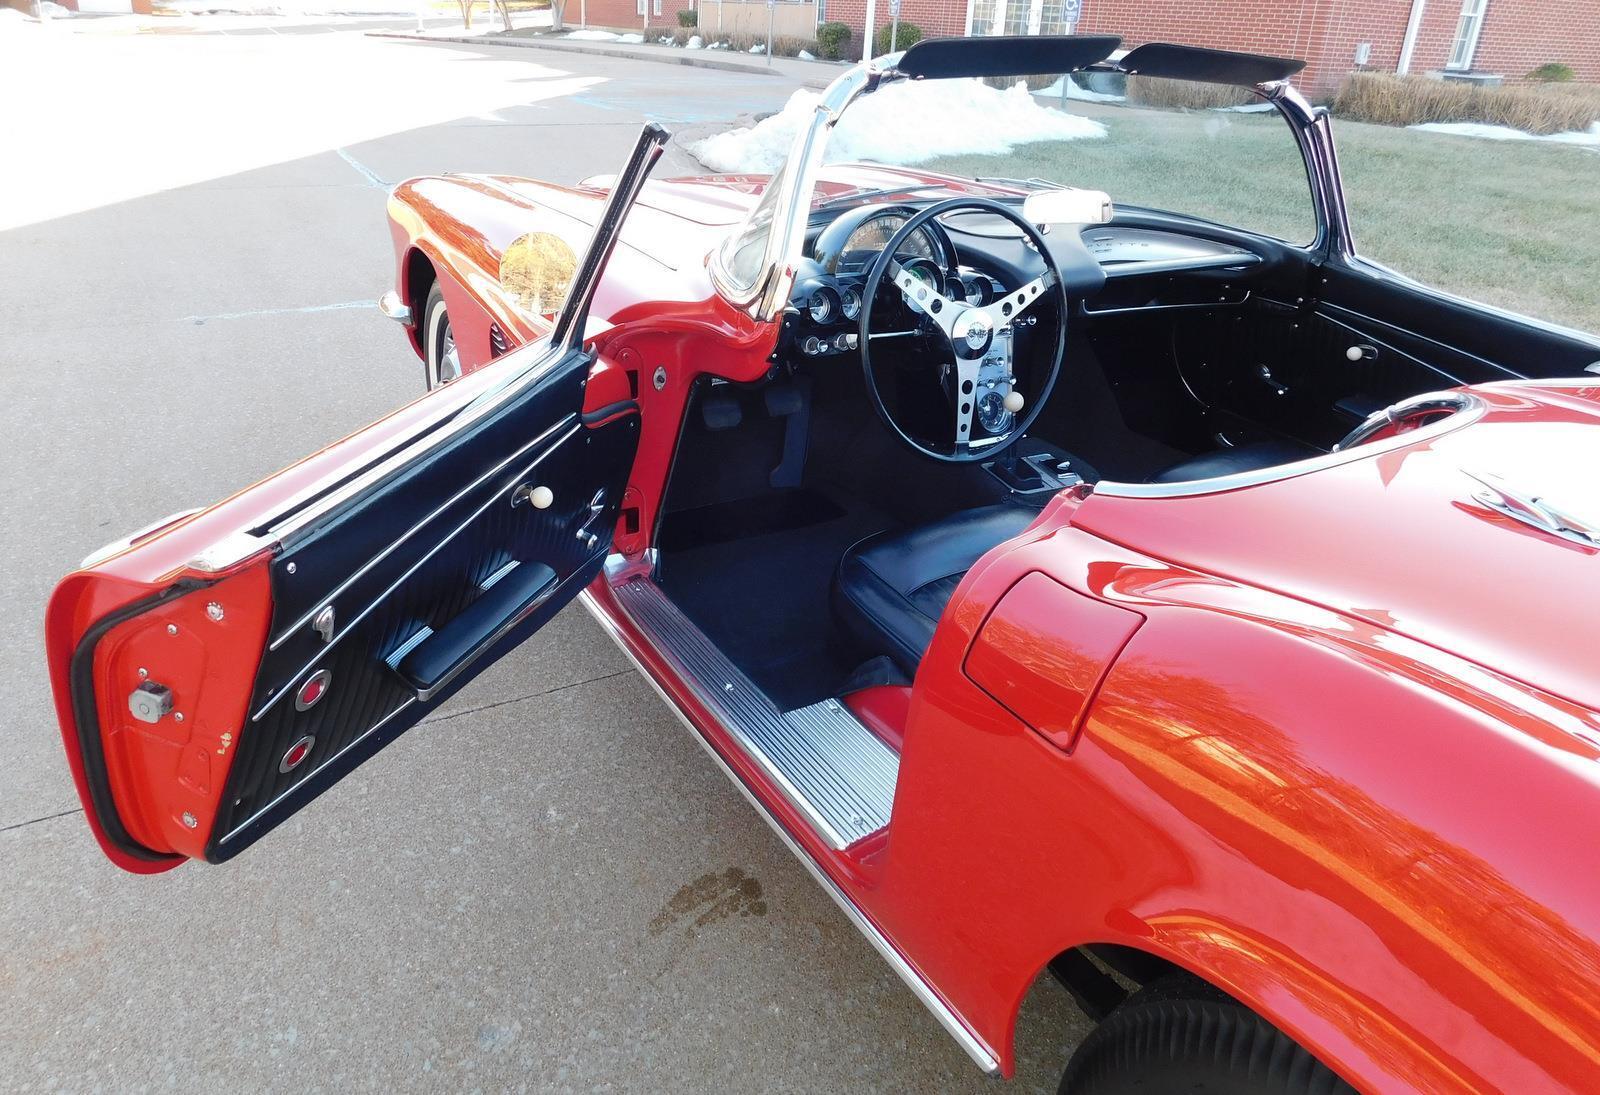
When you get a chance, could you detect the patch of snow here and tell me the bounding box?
[685,34,702,48]
[747,42,764,54]
[692,78,1107,175]
[1032,75,1123,103]
[616,31,643,42]
[657,34,671,43]
[1411,121,1600,146]
[1216,101,1275,113]
[0,5,32,21]
[563,28,618,40]
[41,1,75,15]
[797,48,815,61]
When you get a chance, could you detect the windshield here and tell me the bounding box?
[904,74,1317,244]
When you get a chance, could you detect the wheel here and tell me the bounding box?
[422,282,462,390]
[1060,975,1357,1095]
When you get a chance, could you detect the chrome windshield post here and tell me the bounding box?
[710,55,907,322]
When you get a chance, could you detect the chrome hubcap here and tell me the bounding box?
[438,325,461,384]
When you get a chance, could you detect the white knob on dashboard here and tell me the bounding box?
[1003,390,1025,413]
[529,485,554,509]
[1346,345,1364,361]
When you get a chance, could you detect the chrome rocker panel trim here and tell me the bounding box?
[578,585,1002,1076]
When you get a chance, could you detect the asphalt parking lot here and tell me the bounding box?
[0,23,1089,1091]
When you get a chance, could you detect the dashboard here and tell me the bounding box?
[779,200,1268,363]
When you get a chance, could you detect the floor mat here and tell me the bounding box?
[659,490,892,711]
[658,488,847,553]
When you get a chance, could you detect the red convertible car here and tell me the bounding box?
[45,36,1600,1094]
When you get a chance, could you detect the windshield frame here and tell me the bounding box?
[708,47,1343,323]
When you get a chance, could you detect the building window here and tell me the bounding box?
[1446,0,1489,71]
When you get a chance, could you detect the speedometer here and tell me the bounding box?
[843,214,936,262]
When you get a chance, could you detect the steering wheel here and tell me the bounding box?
[858,197,1068,463]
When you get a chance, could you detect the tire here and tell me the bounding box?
[423,282,462,390]
[1060,975,1357,1095]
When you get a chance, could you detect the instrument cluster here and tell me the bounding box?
[786,263,1008,361]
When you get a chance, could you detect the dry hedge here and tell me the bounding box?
[1334,72,1600,135]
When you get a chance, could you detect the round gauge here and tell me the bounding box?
[842,213,937,263]
[899,259,944,313]
[807,287,838,324]
[840,285,862,321]
[961,276,989,306]
[977,390,1014,435]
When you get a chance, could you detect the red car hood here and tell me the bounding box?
[1076,381,1600,716]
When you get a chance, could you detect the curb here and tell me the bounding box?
[370,31,836,85]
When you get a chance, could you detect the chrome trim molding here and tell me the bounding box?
[613,579,898,848]
[1095,391,1484,499]
[1333,390,1477,452]
[577,589,1001,1075]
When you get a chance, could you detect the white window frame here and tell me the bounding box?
[1446,0,1489,71]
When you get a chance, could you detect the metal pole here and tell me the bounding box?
[765,0,772,66]
[890,10,898,52]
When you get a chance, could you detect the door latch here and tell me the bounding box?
[129,681,174,724]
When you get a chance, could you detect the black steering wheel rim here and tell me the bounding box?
[858,196,1068,464]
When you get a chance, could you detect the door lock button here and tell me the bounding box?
[129,681,174,724]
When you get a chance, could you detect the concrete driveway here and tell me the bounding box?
[0,23,1088,1091]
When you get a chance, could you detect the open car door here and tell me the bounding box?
[44,126,667,874]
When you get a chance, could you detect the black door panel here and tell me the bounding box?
[206,349,639,861]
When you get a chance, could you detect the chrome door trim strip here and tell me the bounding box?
[267,415,578,651]
[252,421,582,723]
[216,695,418,846]
[1094,391,1485,499]
[578,589,1002,1076]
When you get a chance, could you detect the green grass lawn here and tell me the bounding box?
[924,103,1600,335]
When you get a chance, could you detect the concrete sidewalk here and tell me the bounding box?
[371,26,845,88]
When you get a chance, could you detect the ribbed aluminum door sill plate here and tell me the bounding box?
[612,578,898,848]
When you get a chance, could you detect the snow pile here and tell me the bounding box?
[616,31,642,42]
[748,42,764,54]
[657,33,671,43]
[686,34,701,48]
[1410,120,1600,147]
[0,4,32,20]
[40,0,75,14]
[797,48,815,61]
[564,28,619,40]
[693,78,1107,174]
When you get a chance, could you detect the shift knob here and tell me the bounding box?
[1003,390,1025,413]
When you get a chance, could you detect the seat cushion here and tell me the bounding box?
[832,505,1037,675]
[1151,439,1316,484]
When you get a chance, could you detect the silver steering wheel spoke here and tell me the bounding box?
[888,260,961,340]
[983,272,1056,330]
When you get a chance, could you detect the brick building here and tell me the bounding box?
[579,0,1600,97]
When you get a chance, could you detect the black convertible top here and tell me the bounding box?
[897,36,1305,88]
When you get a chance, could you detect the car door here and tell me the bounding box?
[44,125,667,874]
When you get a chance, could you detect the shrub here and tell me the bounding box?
[1126,75,1255,110]
[874,19,920,55]
[816,20,851,60]
[1334,71,1600,135]
[1528,62,1575,83]
[676,7,695,27]
[719,32,816,57]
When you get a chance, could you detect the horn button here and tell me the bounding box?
[951,308,994,357]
